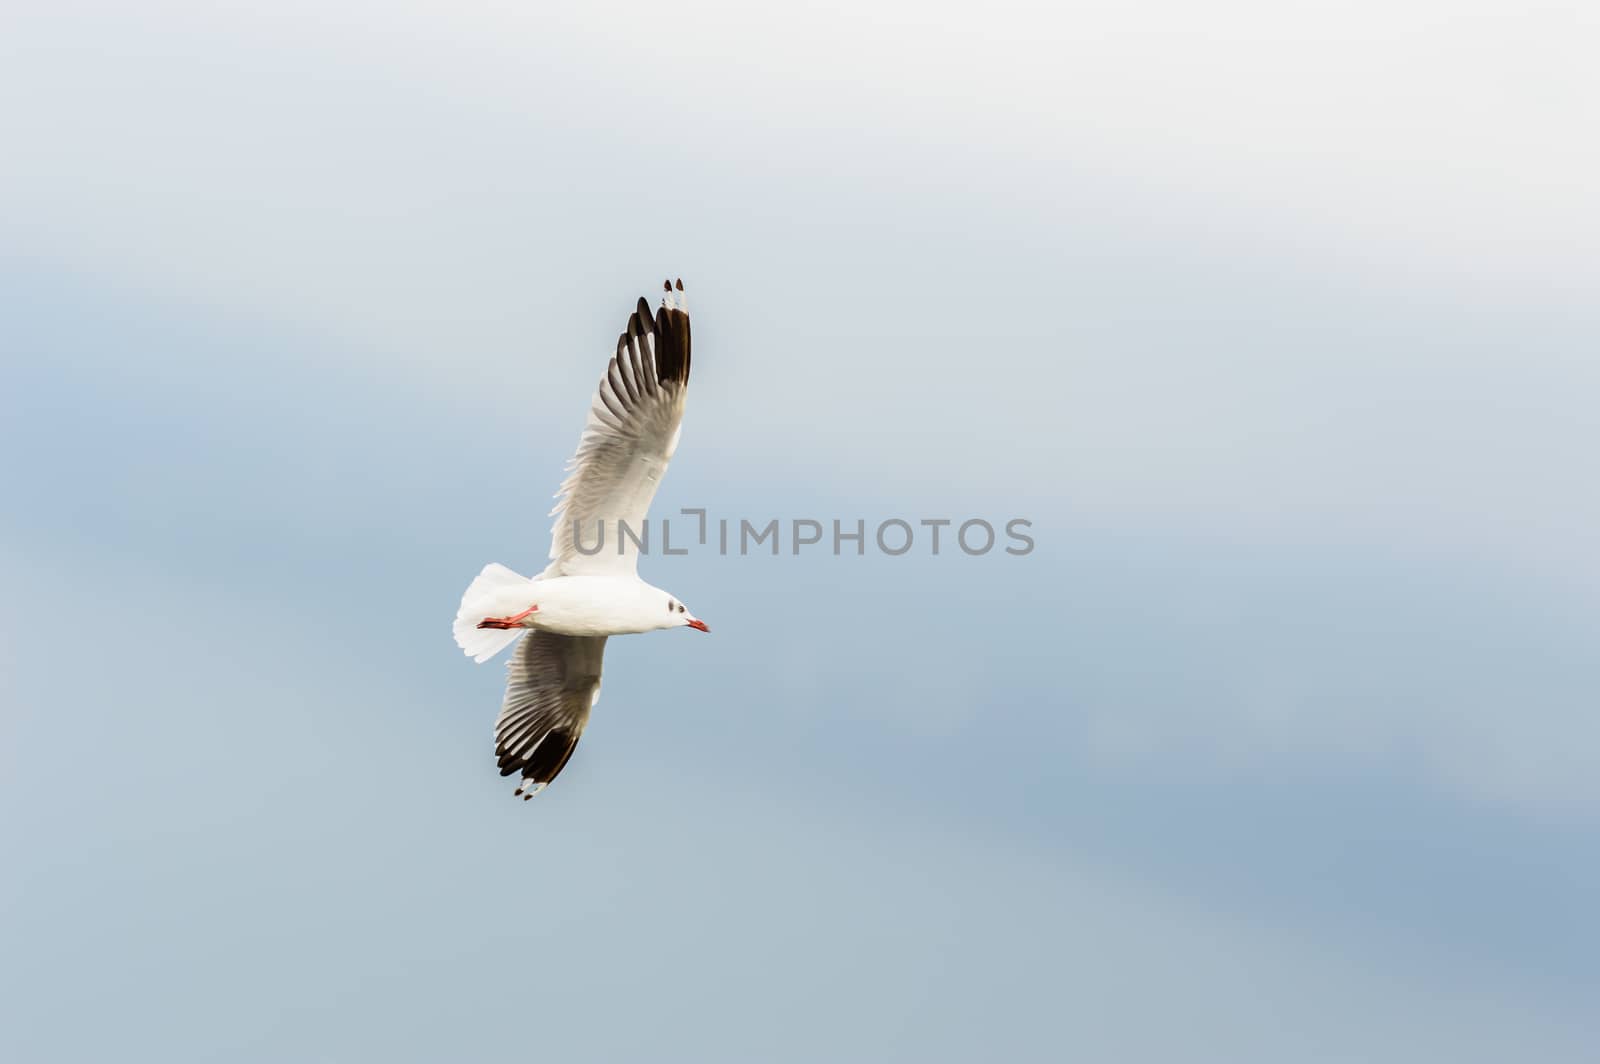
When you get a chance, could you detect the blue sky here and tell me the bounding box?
[2,2,1597,1060]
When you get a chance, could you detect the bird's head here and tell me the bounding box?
[663,593,709,633]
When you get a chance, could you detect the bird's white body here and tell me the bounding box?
[450,281,705,798]
[468,573,685,638]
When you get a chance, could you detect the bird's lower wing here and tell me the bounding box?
[494,631,608,797]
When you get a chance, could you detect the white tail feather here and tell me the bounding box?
[453,562,531,663]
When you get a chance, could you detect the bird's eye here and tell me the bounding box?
[677,604,685,613]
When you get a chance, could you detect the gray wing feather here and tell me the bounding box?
[546,293,692,575]
[494,631,608,795]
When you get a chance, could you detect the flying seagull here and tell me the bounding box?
[453,280,707,799]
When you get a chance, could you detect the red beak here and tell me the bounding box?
[686,618,710,633]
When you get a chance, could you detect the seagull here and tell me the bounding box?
[452,279,708,800]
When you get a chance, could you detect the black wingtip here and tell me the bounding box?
[614,286,690,387]
[496,725,583,789]
[652,301,691,386]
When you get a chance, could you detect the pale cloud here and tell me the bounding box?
[3,0,1595,336]
[2,0,1596,828]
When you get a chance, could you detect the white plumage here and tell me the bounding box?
[452,280,707,798]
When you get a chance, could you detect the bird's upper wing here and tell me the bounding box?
[494,630,608,796]
[544,284,692,576]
